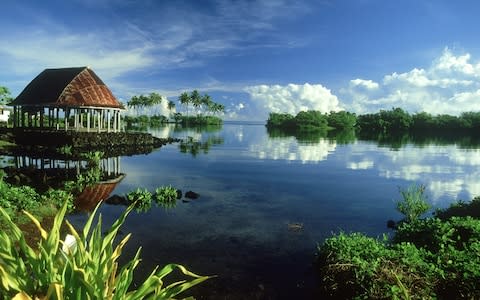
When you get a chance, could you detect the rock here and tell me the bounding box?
[176,189,182,199]
[287,222,304,232]
[105,194,128,206]
[185,190,199,199]
[386,219,396,229]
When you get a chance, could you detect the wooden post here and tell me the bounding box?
[40,108,44,128]
[87,109,91,132]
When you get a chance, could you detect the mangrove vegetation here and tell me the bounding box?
[316,185,480,299]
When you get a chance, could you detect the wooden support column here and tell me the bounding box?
[97,110,100,132]
[40,108,44,128]
[65,108,69,131]
[107,110,111,132]
[87,109,91,132]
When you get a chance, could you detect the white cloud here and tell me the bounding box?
[245,83,342,118]
[342,48,480,115]
[350,79,379,90]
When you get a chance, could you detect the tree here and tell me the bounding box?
[294,110,328,131]
[190,90,202,113]
[0,86,12,105]
[327,111,357,130]
[178,92,190,116]
[148,92,163,115]
[201,94,213,115]
[127,96,141,115]
[167,100,176,119]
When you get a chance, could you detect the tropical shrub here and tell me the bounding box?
[316,188,480,299]
[0,201,210,299]
[316,233,437,299]
[266,112,295,129]
[126,188,153,212]
[434,196,480,219]
[326,111,357,130]
[395,184,430,222]
[154,186,178,209]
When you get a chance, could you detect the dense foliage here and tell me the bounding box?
[126,186,181,211]
[267,110,357,132]
[0,170,74,219]
[316,185,480,299]
[268,108,480,141]
[177,115,223,126]
[0,201,210,299]
[0,86,12,105]
[357,108,480,135]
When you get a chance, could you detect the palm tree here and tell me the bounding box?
[167,100,176,120]
[190,90,202,115]
[178,92,190,116]
[127,96,141,115]
[201,94,213,115]
[148,92,163,115]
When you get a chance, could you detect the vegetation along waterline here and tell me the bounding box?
[316,185,480,299]
[0,201,211,299]
[267,107,480,136]
[0,151,211,299]
[3,80,480,298]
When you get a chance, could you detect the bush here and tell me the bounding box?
[0,201,210,299]
[316,188,480,299]
[316,232,437,299]
[126,188,153,212]
[154,186,178,209]
[396,184,430,222]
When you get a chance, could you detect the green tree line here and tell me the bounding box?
[267,107,480,134]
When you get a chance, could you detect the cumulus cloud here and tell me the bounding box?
[245,83,342,119]
[350,79,380,90]
[341,48,480,115]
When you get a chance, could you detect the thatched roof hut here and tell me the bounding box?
[11,67,124,132]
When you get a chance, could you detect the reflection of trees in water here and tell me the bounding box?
[267,127,356,144]
[173,124,222,134]
[270,126,480,149]
[358,131,480,150]
[179,136,224,157]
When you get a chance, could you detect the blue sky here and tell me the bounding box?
[2,0,480,120]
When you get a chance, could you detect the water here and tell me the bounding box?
[66,123,480,299]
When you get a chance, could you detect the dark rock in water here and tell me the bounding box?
[106,194,128,206]
[387,219,397,229]
[176,189,182,199]
[182,200,190,203]
[185,190,199,199]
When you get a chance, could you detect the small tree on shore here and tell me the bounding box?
[0,86,12,105]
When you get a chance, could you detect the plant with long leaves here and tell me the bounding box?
[0,201,211,299]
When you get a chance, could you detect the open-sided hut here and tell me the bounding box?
[10,67,124,132]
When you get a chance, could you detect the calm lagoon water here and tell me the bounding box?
[67,123,480,299]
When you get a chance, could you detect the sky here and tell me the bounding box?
[2,0,480,121]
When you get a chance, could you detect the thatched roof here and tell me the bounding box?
[11,67,124,109]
